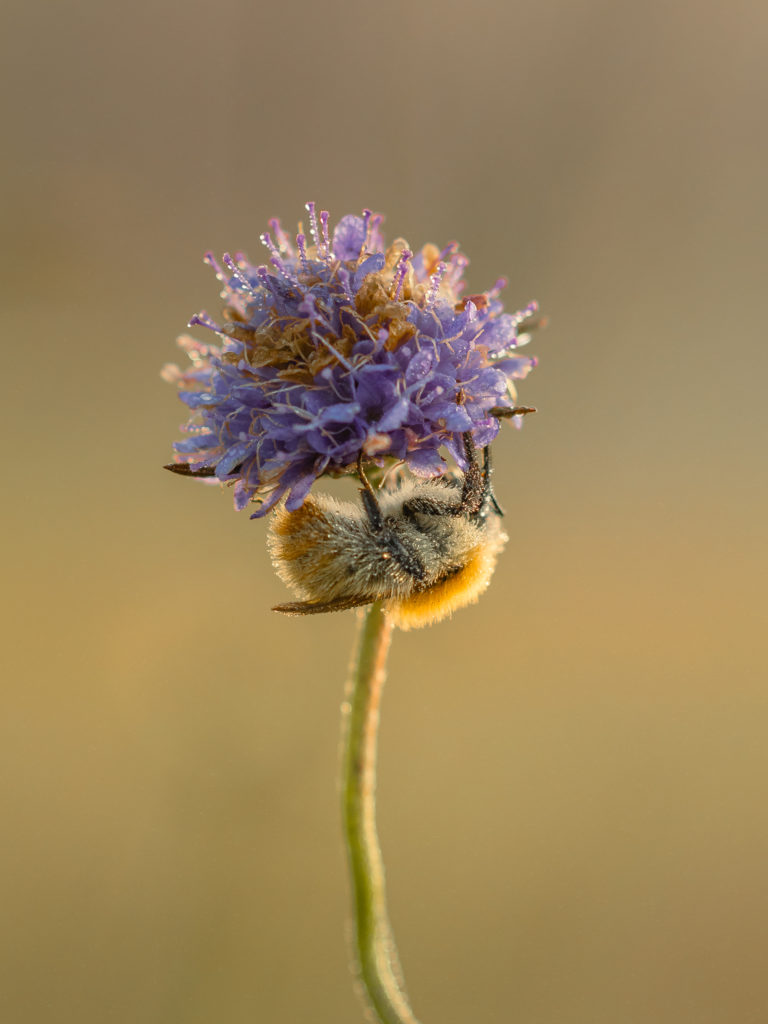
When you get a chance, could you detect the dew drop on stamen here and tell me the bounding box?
[268,218,294,256]
[222,253,255,292]
[391,248,413,300]
[260,232,298,283]
[203,252,228,283]
[511,300,538,326]
[305,201,320,253]
[296,233,310,273]
[188,311,220,332]
[360,209,373,255]
[320,210,331,260]
[426,261,447,306]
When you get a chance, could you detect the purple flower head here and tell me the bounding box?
[163,204,538,517]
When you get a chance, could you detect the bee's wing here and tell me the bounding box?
[272,595,377,616]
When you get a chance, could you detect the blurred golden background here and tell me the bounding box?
[2,0,767,1021]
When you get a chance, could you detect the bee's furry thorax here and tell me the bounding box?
[269,476,508,630]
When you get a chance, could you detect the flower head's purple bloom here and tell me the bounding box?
[163,204,538,516]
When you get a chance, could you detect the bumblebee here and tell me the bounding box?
[269,434,509,630]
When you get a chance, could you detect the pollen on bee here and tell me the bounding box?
[270,498,326,534]
[386,530,507,631]
[268,497,340,589]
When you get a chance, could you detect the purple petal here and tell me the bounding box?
[406,448,446,477]
[377,397,410,431]
[493,355,537,379]
[440,406,474,432]
[405,349,436,385]
[285,471,319,510]
[215,441,254,478]
[332,215,366,260]
[352,253,385,292]
[470,417,500,447]
[480,314,519,352]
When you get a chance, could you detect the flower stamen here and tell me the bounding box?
[390,248,413,301]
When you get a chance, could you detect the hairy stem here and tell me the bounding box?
[341,602,421,1024]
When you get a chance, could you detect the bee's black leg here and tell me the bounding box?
[402,434,486,518]
[357,451,384,531]
[482,446,505,517]
[456,437,505,519]
[357,452,427,582]
[401,495,455,516]
[456,433,485,516]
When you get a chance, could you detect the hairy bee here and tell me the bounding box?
[269,434,509,630]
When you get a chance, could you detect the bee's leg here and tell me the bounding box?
[401,495,455,517]
[400,434,484,518]
[400,494,455,517]
[482,446,505,517]
[456,433,485,516]
[357,451,384,531]
[358,452,428,583]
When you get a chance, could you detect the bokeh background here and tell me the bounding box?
[2,0,767,1022]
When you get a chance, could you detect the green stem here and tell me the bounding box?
[341,602,421,1024]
